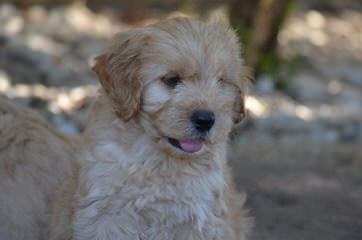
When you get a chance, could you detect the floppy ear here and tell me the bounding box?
[92,30,149,122]
[232,66,252,124]
[232,87,245,124]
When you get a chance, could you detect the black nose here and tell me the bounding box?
[191,110,215,132]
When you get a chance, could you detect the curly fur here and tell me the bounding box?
[0,17,252,240]
[0,98,78,240]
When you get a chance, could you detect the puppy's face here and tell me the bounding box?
[93,18,249,158]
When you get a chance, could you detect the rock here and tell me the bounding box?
[289,72,330,103]
[255,74,275,95]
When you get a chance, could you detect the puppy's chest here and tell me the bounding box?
[108,168,220,216]
[128,175,219,224]
[78,161,226,238]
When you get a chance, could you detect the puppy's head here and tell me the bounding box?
[93,18,249,158]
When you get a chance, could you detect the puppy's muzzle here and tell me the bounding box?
[191,110,215,133]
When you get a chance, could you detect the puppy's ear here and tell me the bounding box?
[232,66,252,124]
[232,87,245,124]
[92,30,150,121]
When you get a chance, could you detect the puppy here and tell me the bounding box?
[0,98,78,240]
[0,17,251,240]
[50,18,251,240]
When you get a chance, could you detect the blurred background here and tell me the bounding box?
[0,0,361,239]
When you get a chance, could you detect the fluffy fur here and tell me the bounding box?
[0,18,251,240]
[0,98,78,240]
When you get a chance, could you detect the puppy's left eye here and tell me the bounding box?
[162,74,181,88]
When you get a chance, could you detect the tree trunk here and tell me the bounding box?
[229,0,292,74]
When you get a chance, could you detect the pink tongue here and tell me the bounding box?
[179,138,203,153]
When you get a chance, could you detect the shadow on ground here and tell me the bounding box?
[229,142,362,240]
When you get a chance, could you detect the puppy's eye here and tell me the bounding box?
[162,75,181,88]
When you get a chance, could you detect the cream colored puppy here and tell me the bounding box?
[1,17,251,240]
[0,98,78,240]
[50,18,251,240]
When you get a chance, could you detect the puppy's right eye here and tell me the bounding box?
[162,74,181,88]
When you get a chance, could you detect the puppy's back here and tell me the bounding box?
[0,98,78,240]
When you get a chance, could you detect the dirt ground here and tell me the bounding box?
[229,142,362,240]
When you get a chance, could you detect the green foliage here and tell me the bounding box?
[257,53,309,92]
[286,0,296,15]
[274,55,308,92]
[259,53,279,75]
